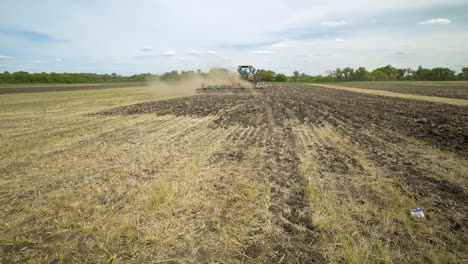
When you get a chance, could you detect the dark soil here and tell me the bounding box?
[98,84,468,156]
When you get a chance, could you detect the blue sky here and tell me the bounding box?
[0,0,467,75]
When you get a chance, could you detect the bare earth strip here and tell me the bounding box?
[310,83,468,106]
[337,82,468,100]
[0,83,146,95]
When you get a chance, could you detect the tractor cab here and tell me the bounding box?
[237,65,255,75]
[237,65,257,82]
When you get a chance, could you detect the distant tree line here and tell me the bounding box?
[286,66,468,82]
[1,65,467,84]
[0,71,156,84]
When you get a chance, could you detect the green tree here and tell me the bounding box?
[31,72,50,83]
[291,71,300,82]
[342,67,355,80]
[375,65,398,80]
[414,66,433,80]
[274,73,287,82]
[160,70,181,81]
[396,68,407,80]
[460,67,468,80]
[354,67,369,81]
[431,68,455,81]
[405,68,415,80]
[12,71,31,83]
[0,71,13,82]
[371,70,389,81]
[256,69,275,82]
[333,68,344,81]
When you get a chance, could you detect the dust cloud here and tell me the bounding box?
[147,68,252,97]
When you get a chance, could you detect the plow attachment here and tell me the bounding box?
[196,82,266,94]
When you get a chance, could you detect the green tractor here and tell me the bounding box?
[196,65,266,93]
[237,65,262,83]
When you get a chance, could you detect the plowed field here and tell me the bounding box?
[1,83,467,263]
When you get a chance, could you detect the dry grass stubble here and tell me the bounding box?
[293,122,467,263]
[2,83,467,263]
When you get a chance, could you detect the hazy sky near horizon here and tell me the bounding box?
[0,0,467,75]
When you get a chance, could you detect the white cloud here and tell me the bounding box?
[162,50,176,56]
[251,50,273,54]
[419,18,451,25]
[335,38,345,42]
[188,50,217,55]
[141,46,153,51]
[313,53,332,56]
[0,55,14,59]
[320,20,347,27]
[32,60,41,63]
[55,58,62,62]
[272,43,288,48]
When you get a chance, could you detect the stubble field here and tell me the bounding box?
[1,82,467,263]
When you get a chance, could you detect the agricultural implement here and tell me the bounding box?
[196,65,266,93]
